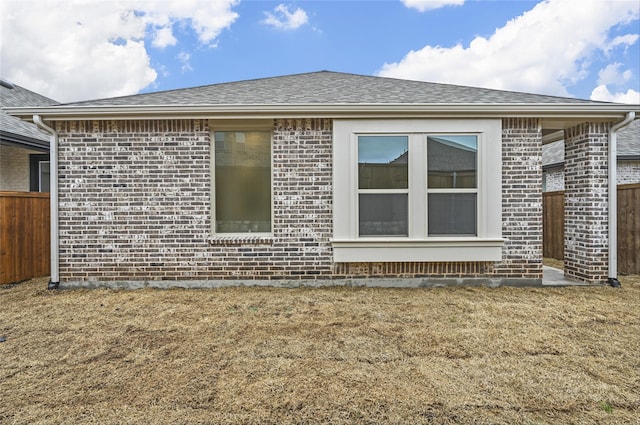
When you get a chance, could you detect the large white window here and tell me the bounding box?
[210,121,272,235]
[333,119,504,262]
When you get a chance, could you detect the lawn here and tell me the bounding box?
[1,273,639,424]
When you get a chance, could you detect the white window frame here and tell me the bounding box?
[332,119,504,262]
[209,119,274,237]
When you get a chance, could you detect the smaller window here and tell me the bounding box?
[213,131,271,233]
[29,154,50,192]
[39,161,50,192]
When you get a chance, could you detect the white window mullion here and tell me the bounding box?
[409,134,426,239]
[477,133,486,237]
[349,132,359,239]
[358,189,409,194]
[427,188,478,194]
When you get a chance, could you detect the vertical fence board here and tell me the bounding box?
[542,191,564,260]
[0,192,50,284]
[0,195,11,283]
[618,184,640,274]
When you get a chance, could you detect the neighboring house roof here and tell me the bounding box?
[428,137,476,174]
[542,140,565,169]
[617,118,640,160]
[5,71,638,123]
[543,119,640,168]
[1,79,58,151]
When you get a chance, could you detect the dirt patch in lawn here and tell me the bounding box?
[1,276,639,424]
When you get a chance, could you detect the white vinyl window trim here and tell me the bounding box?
[332,119,504,262]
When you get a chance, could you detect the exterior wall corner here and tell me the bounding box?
[563,122,611,284]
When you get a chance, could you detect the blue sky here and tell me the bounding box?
[152,1,541,88]
[1,0,639,103]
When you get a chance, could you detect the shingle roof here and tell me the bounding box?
[1,79,58,148]
[542,140,565,168]
[543,119,640,167]
[64,71,608,107]
[617,118,640,159]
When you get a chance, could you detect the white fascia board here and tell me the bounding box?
[4,103,640,121]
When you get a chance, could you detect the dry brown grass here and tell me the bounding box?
[1,275,639,425]
[542,257,564,270]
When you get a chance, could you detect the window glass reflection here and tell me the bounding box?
[358,136,408,189]
[427,135,477,189]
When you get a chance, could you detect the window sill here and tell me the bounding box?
[207,235,274,246]
[331,238,504,262]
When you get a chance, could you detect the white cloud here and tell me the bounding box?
[591,85,640,104]
[262,4,309,30]
[597,63,632,86]
[402,0,464,12]
[177,51,193,73]
[607,33,639,51]
[591,62,639,104]
[153,26,178,49]
[0,0,239,102]
[379,0,640,98]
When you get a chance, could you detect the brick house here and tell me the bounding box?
[6,72,639,288]
[542,119,639,192]
[1,79,58,192]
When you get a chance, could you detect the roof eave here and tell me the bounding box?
[542,162,565,170]
[5,103,640,121]
[0,130,50,151]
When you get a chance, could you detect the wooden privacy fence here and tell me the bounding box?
[543,183,640,274]
[542,190,565,261]
[0,192,50,284]
[618,184,640,274]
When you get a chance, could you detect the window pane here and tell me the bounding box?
[214,131,271,233]
[359,193,408,236]
[427,135,477,189]
[428,193,477,235]
[39,161,50,192]
[358,136,408,189]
